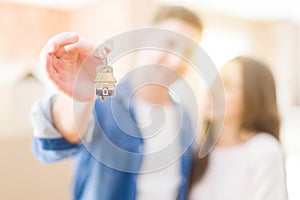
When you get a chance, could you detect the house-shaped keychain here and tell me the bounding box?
[94,65,117,101]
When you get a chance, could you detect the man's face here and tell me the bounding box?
[135,18,202,85]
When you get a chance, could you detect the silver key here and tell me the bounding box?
[94,45,117,101]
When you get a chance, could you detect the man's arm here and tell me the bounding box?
[30,94,95,163]
[52,95,94,144]
[37,32,107,143]
[31,32,106,162]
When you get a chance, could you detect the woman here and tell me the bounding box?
[189,56,288,200]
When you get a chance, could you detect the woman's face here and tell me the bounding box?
[201,60,244,123]
[221,61,244,123]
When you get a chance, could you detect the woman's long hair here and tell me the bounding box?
[189,56,281,190]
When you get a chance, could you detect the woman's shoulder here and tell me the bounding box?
[245,133,284,162]
[247,133,280,148]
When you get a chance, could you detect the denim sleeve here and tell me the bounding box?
[30,94,95,163]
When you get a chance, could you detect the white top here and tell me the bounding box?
[190,133,288,200]
[134,97,181,200]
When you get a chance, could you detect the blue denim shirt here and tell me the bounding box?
[31,80,194,200]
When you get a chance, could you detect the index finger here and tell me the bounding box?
[64,39,95,55]
[48,32,79,49]
[41,32,79,57]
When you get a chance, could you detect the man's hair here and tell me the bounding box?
[153,6,203,33]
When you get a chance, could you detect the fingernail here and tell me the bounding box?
[102,39,113,52]
[68,32,77,40]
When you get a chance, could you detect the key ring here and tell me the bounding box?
[96,45,108,66]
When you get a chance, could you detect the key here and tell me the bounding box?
[94,45,117,101]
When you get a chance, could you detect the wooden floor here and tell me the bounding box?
[0,137,72,200]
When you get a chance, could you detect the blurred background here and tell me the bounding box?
[0,0,299,199]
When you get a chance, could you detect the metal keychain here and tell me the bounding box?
[94,45,117,101]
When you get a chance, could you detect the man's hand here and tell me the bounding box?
[41,32,106,102]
